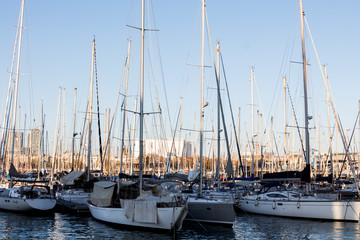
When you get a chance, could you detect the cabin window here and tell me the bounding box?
[0,190,9,196]
[267,193,287,198]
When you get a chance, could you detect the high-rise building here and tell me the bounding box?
[28,127,41,156]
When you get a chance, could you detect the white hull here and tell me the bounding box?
[88,202,188,231]
[0,197,56,211]
[238,198,360,221]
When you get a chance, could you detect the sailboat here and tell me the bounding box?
[236,0,360,221]
[0,0,56,213]
[55,170,92,213]
[0,164,56,212]
[183,0,236,226]
[55,39,98,214]
[88,0,188,231]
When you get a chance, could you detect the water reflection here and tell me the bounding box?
[0,211,55,239]
[178,221,235,239]
[0,211,358,239]
[234,213,360,240]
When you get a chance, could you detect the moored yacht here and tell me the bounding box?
[180,0,237,226]
[0,180,56,212]
[237,0,360,223]
[185,193,235,225]
[88,0,188,231]
[237,187,360,221]
[88,181,188,231]
[162,181,236,225]
[55,171,94,213]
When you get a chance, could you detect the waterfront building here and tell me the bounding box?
[28,127,41,156]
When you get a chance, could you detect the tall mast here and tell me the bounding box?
[0,0,22,163]
[317,117,320,175]
[291,114,295,170]
[107,109,111,174]
[177,97,183,171]
[23,114,26,171]
[93,41,104,177]
[199,0,205,196]
[62,88,66,171]
[250,66,255,177]
[10,0,25,187]
[87,39,95,181]
[324,65,333,182]
[283,76,287,166]
[120,40,132,175]
[17,106,21,171]
[238,107,241,152]
[41,100,46,179]
[130,98,137,175]
[256,110,259,175]
[299,0,311,181]
[104,109,108,171]
[271,116,274,172]
[71,88,77,171]
[57,88,62,174]
[216,41,220,185]
[139,0,145,191]
[192,112,196,170]
[260,113,263,175]
[51,87,62,182]
[238,107,241,174]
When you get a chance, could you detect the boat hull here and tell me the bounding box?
[56,190,91,213]
[88,202,188,231]
[0,197,56,211]
[238,199,360,221]
[58,193,90,205]
[186,197,235,225]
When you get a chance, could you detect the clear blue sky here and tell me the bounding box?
[0,0,359,156]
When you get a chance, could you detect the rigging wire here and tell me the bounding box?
[285,80,306,157]
[146,49,170,166]
[219,52,244,175]
[25,6,35,131]
[204,8,234,178]
[102,40,130,171]
[265,13,298,132]
[336,112,359,180]
[148,0,174,137]
[93,38,104,175]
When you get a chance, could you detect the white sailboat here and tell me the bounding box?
[237,0,360,222]
[183,0,235,226]
[89,181,188,231]
[88,0,188,231]
[0,0,56,213]
[0,178,56,212]
[237,188,360,221]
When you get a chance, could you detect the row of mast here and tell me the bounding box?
[1,0,359,187]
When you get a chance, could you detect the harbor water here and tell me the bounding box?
[0,211,359,239]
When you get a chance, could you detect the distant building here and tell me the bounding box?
[5,130,23,155]
[133,139,192,158]
[28,127,41,156]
